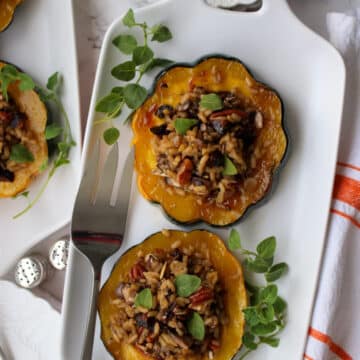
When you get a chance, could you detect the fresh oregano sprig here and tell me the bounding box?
[0,66,76,218]
[95,8,174,146]
[0,64,34,102]
[227,229,288,359]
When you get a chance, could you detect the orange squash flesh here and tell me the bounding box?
[0,0,22,32]
[98,230,247,360]
[132,56,288,226]
[0,61,48,197]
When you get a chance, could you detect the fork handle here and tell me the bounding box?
[81,272,100,360]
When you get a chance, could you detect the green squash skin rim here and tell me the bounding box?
[0,1,22,33]
[98,229,246,360]
[133,54,290,228]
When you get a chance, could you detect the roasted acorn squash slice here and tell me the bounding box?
[0,61,48,197]
[98,229,247,360]
[132,56,288,226]
[0,0,22,32]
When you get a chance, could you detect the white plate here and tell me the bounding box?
[0,0,82,275]
[61,0,345,359]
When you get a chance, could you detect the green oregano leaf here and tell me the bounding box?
[46,72,60,91]
[103,127,120,145]
[96,93,123,114]
[245,281,260,294]
[265,263,288,283]
[0,77,11,101]
[140,58,174,74]
[36,86,52,102]
[257,304,275,324]
[112,34,138,54]
[123,84,147,109]
[123,9,136,27]
[251,322,277,336]
[111,61,136,81]
[111,87,124,95]
[257,236,276,259]
[57,141,71,154]
[228,228,241,251]
[12,191,30,200]
[259,285,278,305]
[135,288,153,309]
[244,257,271,274]
[0,65,35,100]
[175,274,201,297]
[242,307,260,327]
[199,93,223,111]
[45,123,63,140]
[273,296,287,314]
[18,73,35,92]
[174,118,198,135]
[187,312,205,341]
[151,24,173,42]
[54,158,70,168]
[10,144,34,163]
[39,159,48,172]
[259,336,280,347]
[2,64,17,76]
[250,289,261,307]
[222,156,238,176]
[132,46,154,65]
[242,332,258,350]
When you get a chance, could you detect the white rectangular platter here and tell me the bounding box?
[62,0,345,359]
[0,0,82,275]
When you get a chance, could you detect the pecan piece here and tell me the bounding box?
[130,263,145,281]
[209,339,220,351]
[176,158,193,186]
[209,109,247,121]
[189,287,213,305]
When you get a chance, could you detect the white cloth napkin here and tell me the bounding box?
[304,9,360,360]
[0,281,62,360]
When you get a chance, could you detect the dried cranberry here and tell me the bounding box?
[0,110,13,124]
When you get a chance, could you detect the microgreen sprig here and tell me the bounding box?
[0,65,75,218]
[0,64,34,101]
[95,8,174,146]
[227,229,288,359]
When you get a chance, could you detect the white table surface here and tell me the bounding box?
[1,0,358,359]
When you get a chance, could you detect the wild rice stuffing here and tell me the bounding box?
[109,246,226,359]
[0,92,34,181]
[150,87,264,204]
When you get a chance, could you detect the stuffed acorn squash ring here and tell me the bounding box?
[132,56,288,226]
[98,230,247,360]
[0,0,23,32]
[0,61,48,197]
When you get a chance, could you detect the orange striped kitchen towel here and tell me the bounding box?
[304,9,360,360]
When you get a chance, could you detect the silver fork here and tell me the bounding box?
[71,141,134,359]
